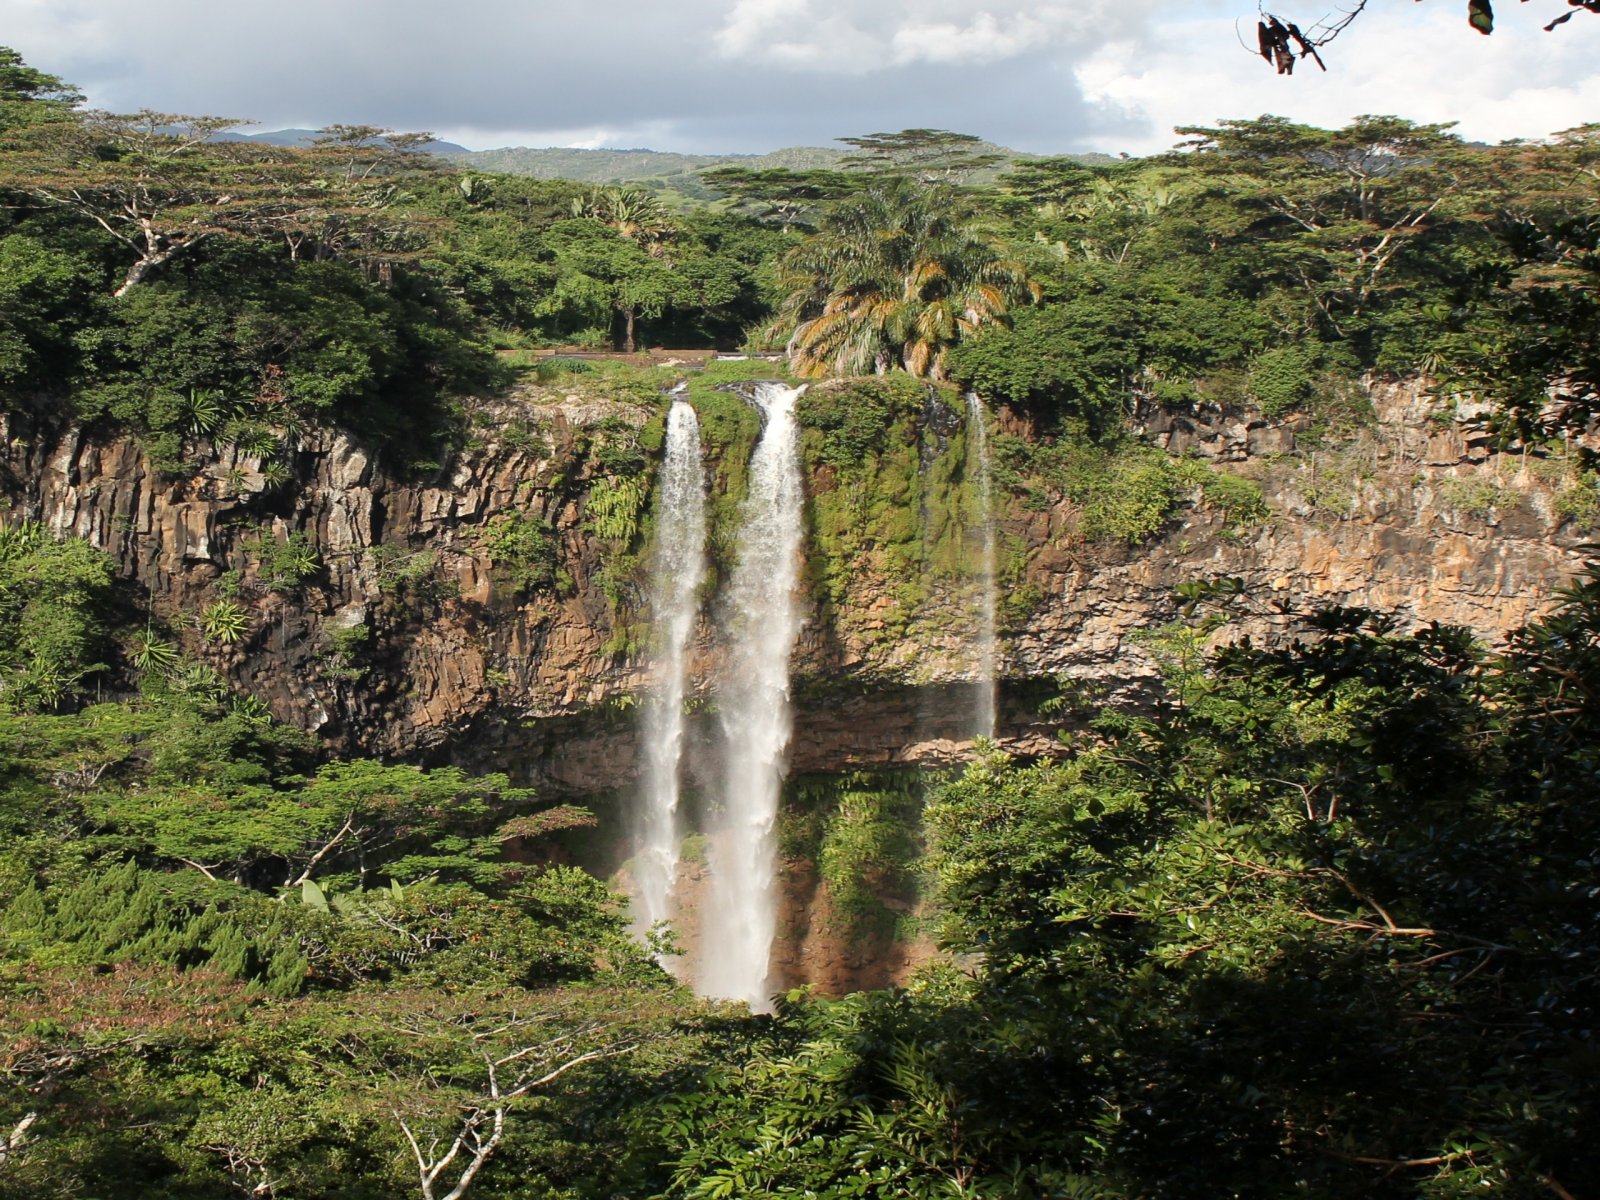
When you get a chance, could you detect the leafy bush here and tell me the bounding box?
[0,522,114,710]
[586,476,648,544]
[947,300,1135,438]
[39,243,499,467]
[368,544,444,597]
[0,234,100,395]
[797,375,927,468]
[198,599,251,645]
[480,513,559,595]
[2,860,308,994]
[1247,344,1316,416]
[997,437,1186,544]
[1077,451,1178,542]
[1438,475,1518,519]
[787,773,925,937]
[1555,472,1600,528]
[949,279,1269,437]
[1198,469,1271,528]
[243,528,320,593]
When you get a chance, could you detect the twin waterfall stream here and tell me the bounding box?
[630,383,997,1010]
[630,394,707,944]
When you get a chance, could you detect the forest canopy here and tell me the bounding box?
[0,46,1598,1200]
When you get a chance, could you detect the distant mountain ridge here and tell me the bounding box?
[443,144,852,181]
[227,131,1119,197]
[216,127,473,155]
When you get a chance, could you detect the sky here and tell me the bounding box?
[0,0,1595,156]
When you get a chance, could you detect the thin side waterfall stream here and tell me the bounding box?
[967,393,998,740]
[700,381,806,1011]
[631,397,707,945]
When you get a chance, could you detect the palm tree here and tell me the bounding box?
[775,178,1037,379]
[571,185,675,250]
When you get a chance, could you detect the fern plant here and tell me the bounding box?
[585,476,647,543]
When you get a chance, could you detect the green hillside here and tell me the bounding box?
[446,142,1118,202]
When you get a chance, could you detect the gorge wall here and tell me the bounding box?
[2,375,1587,988]
[3,377,1579,775]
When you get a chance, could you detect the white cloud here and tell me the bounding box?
[713,0,1143,74]
[714,0,878,70]
[1074,4,1600,154]
[0,0,1594,156]
[890,12,1052,67]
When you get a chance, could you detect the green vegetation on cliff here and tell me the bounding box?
[1,46,1599,1200]
[648,571,1600,1199]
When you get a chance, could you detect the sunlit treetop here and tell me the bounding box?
[0,45,83,131]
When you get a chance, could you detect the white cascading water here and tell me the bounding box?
[967,393,998,740]
[631,398,707,945]
[699,381,806,1010]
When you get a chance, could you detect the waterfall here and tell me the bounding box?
[700,381,806,1011]
[967,393,998,740]
[631,398,707,944]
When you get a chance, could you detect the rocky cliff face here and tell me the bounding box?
[5,375,1584,992]
[2,378,1584,793]
[1006,381,1583,723]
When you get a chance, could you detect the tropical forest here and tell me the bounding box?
[0,37,1597,1200]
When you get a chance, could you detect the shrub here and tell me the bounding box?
[244,529,320,593]
[1248,344,1316,416]
[798,376,927,469]
[481,514,559,595]
[1438,476,1518,519]
[1200,471,1270,527]
[198,599,251,645]
[0,522,115,710]
[586,476,648,543]
[1555,473,1600,528]
[1078,454,1178,543]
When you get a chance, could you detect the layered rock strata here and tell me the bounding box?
[1,379,1584,792]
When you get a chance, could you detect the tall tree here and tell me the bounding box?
[838,128,1006,184]
[0,46,81,132]
[0,111,439,294]
[1173,114,1472,332]
[1,111,311,295]
[700,166,860,231]
[564,187,681,349]
[776,178,1036,379]
[538,218,684,352]
[569,185,674,250]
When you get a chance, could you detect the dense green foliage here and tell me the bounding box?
[0,521,114,710]
[0,524,691,1196]
[776,178,1036,379]
[7,530,1597,1196]
[2,47,1599,1200]
[650,575,1600,1199]
[1,44,1593,503]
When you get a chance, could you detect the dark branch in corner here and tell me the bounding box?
[1256,14,1328,74]
[1250,0,1600,74]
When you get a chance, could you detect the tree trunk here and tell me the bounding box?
[113,255,161,298]
[621,306,637,354]
[112,235,207,298]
